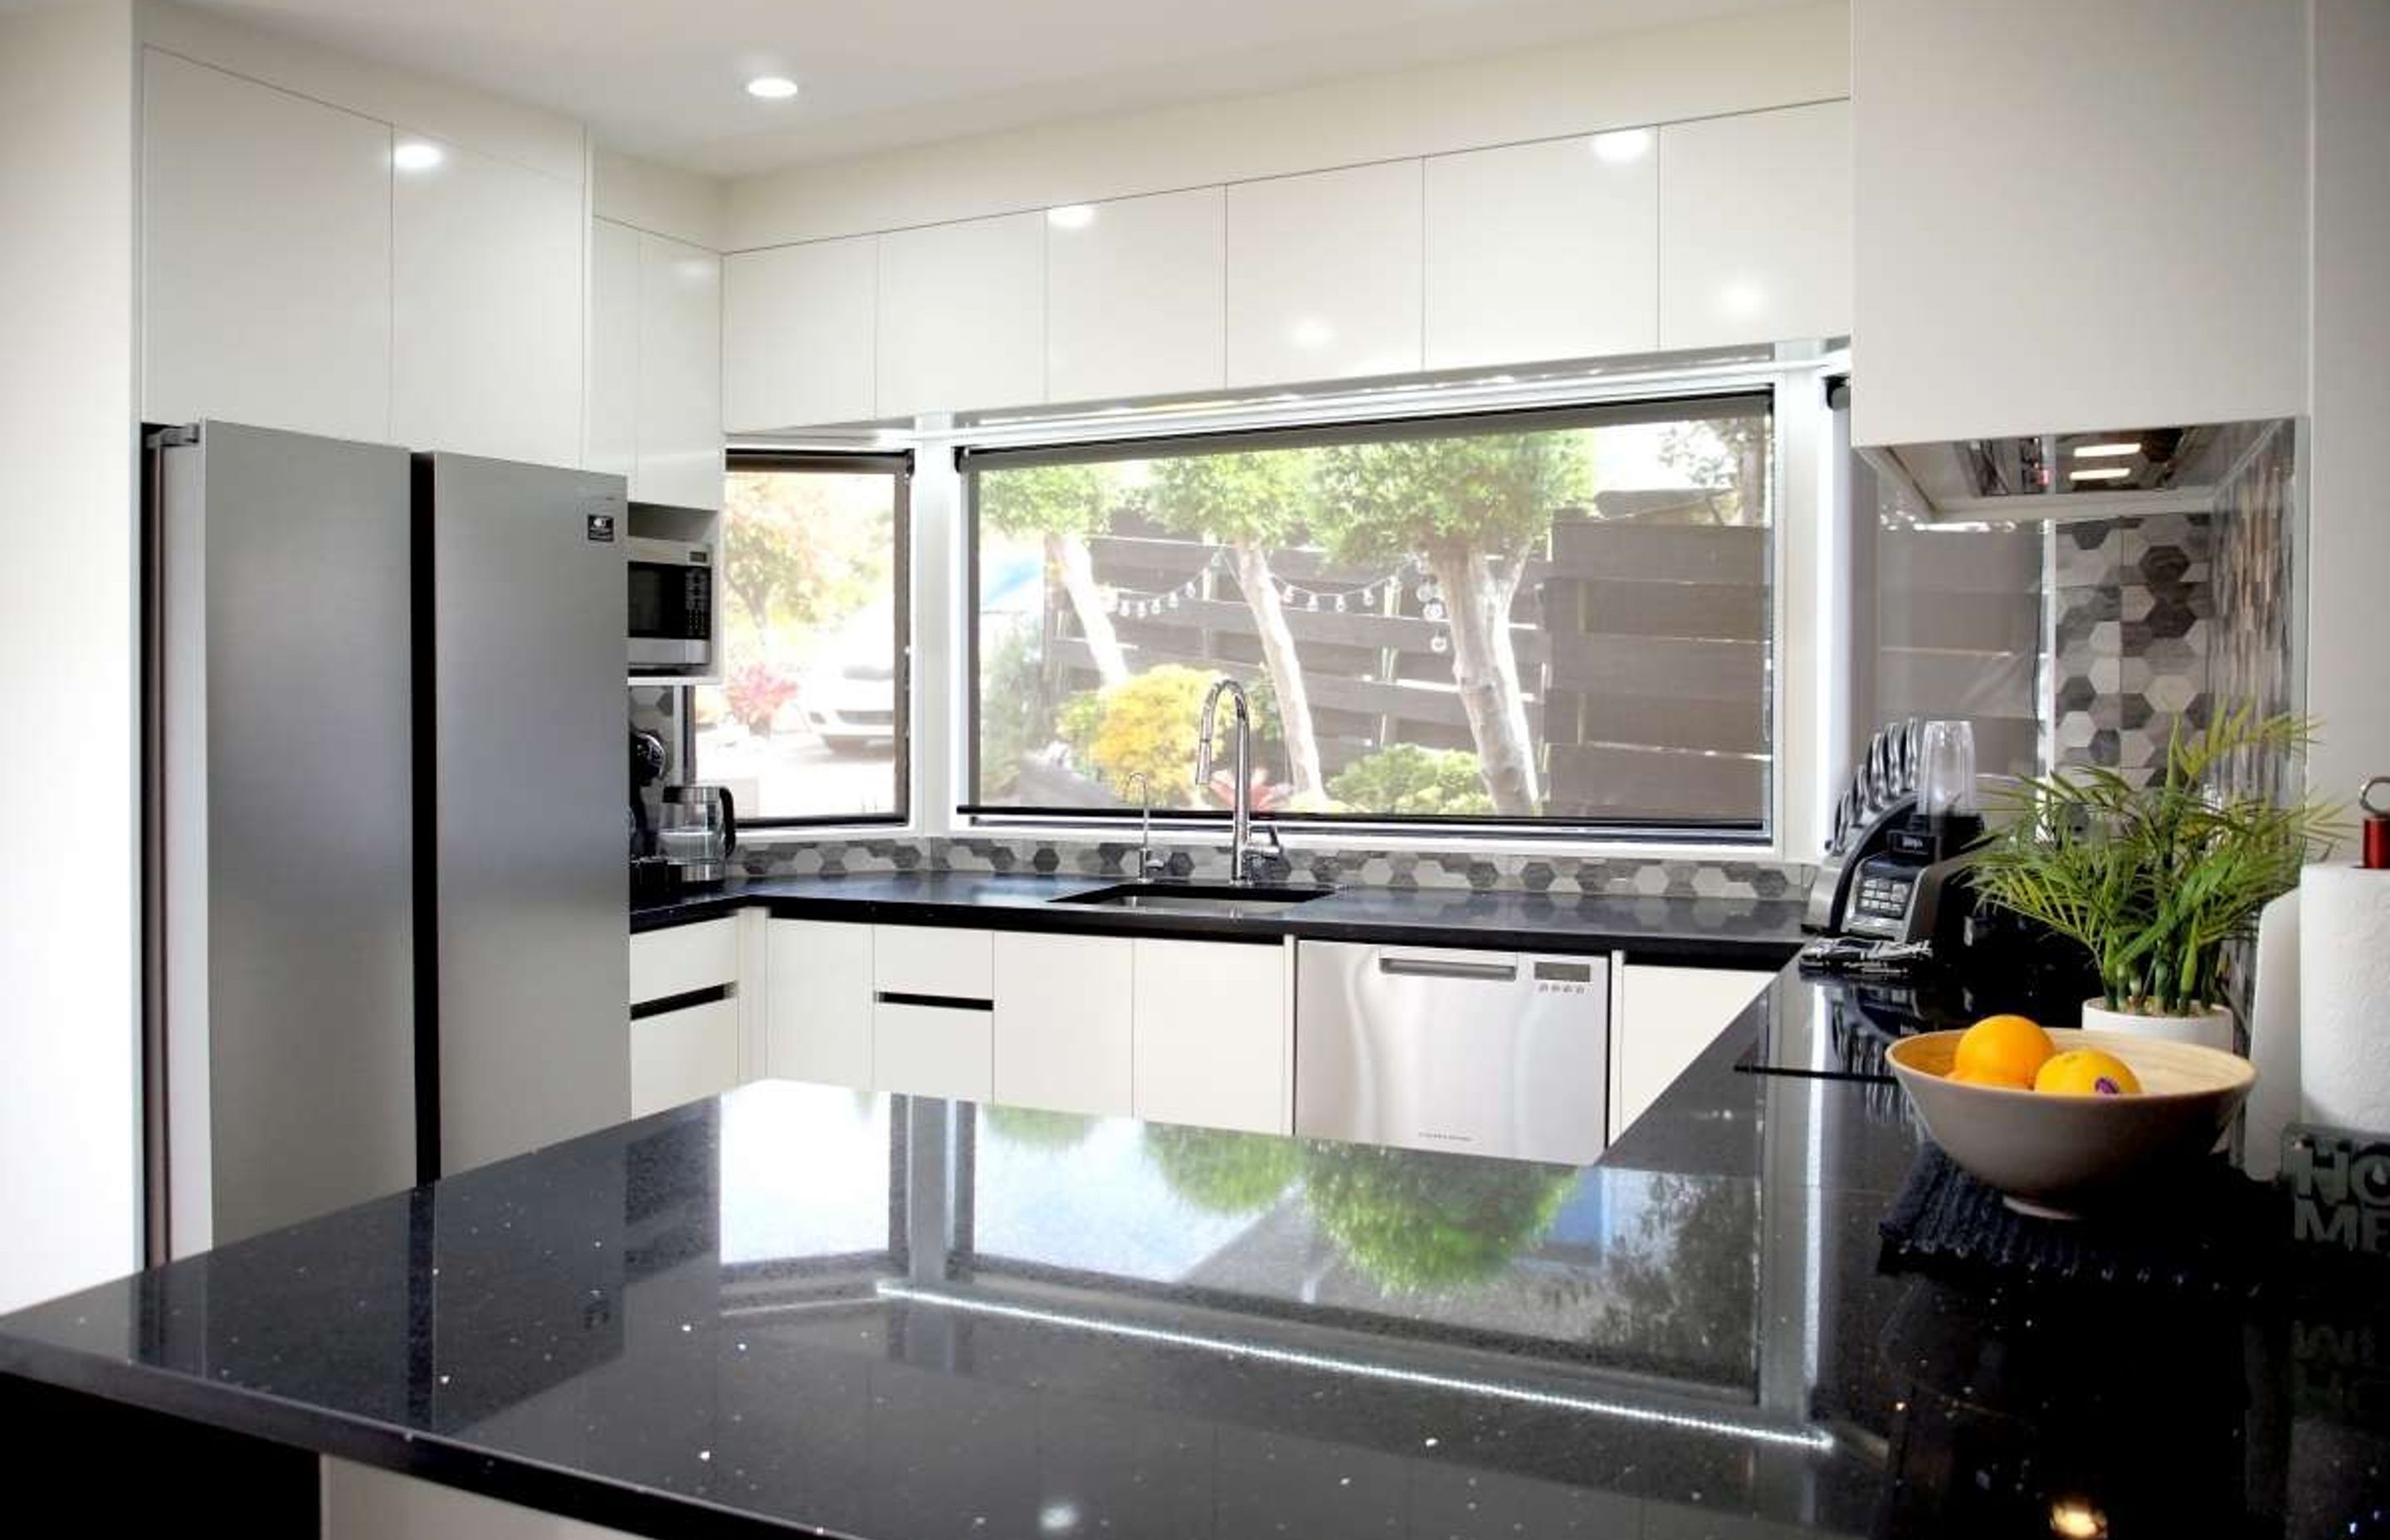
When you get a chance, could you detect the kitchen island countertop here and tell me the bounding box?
[2,965,2379,1537]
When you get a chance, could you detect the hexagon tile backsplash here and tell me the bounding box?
[732,834,1814,901]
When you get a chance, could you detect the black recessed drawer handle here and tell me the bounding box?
[876,991,995,1013]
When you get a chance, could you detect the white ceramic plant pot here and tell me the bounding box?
[2080,999,2237,1055]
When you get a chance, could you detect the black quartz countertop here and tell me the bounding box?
[632,870,1812,966]
[6,962,2382,1537]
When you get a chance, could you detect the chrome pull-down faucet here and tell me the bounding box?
[1195,677,1280,884]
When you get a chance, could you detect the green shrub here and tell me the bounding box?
[1328,743,1495,816]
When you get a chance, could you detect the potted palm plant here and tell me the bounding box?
[1968,709,2339,1051]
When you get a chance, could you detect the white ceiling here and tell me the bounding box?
[180,0,1807,178]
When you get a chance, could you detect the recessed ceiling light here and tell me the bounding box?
[2071,441,2142,457]
[745,76,800,100]
[1718,280,1766,318]
[392,140,444,172]
[1290,319,1334,350]
[2069,465,2133,482]
[1046,204,1096,231]
[1590,129,1652,164]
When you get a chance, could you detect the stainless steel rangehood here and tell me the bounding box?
[1860,417,2293,523]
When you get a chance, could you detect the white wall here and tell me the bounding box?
[593,149,726,251]
[2305,0,2390,803]
[724,2,1850,250]
[0,0,141,1313]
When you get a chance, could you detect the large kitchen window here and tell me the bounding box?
[963,394,1774,836]
[689,451,909,826]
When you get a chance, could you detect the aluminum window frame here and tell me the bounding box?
[954,390,1782,846]
[682,448,916,831]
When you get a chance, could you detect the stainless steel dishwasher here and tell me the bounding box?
[1294,941,1610,1164]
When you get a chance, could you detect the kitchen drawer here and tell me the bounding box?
[872,1001,992,1101]
[629,996,741,1117]
[872,924,993,1001]
[629,918,739,1006]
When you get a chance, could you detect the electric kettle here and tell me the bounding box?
[657,783,737,889]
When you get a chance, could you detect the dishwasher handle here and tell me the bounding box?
[1374,953,1518,982]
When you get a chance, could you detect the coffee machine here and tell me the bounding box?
[657,783,738,889]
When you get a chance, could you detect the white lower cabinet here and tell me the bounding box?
[765,918,874,1089]
[1132,938,1291,1135]
[993,932,1134,1116]
[324,1459,637,1540]
[1614,962,1773,1138]
[628,997,741,1118]
[872,1001,993,1101]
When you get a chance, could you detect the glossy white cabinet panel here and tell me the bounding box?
[142,49,392,441]
[876,213,1045,419]
[1131,938,1289,1135]
[872,924,993,1001]
[1046,188,1226,404]
[1615,964,1772,1138]
[629,997,742,1118]
[1851,0,2305,445]
[1656,100,1851,350]
[764,919,873,1090]
[1227,160,1423,388]
[1425,134,1658,370]
[587,218,641,481]
[722,236,877,432]
[391,131,583,465]
[635,232,722,510]
[872,1001,993,1101]
[628,918,739,1006]
[324,1458,637,1540]
[993,931,1134,1116]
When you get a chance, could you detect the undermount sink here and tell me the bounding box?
[1051,881,1332,918]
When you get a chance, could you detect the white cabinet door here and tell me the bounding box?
[391,131,583,465]
[1132,938,1289,1135]
[993,932,1133,1116]
[765,919,874,1089]
[872,924,993,1001]
[628,918,739,1005]
[1614,964,1773,1138]
[1227,161,1422,388]
[142,49,392,442]
[872,1002,993,1101]
[1657,100,1851,351]
[876,213,1045,418]
[588,218,641,480]
[1851,0,2305,446]
[1425,133,1658,370]
[1046,188,1226,404]
[630,997,742,1117]
[634,232,722,510]
[722,236,877,431]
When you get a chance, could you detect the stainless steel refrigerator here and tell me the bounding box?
[146,422,628,1261]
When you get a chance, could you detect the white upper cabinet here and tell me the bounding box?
[876,213,1045,419]
[391,131,583,467]
[722,236,877,432]
[1656,100,1851,352]
[1425,133,1658,370]
[1045,188,1227,405]
[634,233,723,510]
[1851,0,2306,446]
[1227,161,1424,387]
[587,218,641,482]
[142,50,393,442]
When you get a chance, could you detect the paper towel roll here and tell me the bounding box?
[2298,865,2390,1135]
[2242,889,2300,1178]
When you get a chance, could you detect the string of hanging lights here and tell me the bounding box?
[1106,548,1444,629]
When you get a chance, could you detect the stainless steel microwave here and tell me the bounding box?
[627,537,713,672]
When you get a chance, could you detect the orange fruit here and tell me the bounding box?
[1949,1014,2055,1089]
[2034,1049,2142,1096]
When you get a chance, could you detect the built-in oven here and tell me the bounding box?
[627,537,713,673]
